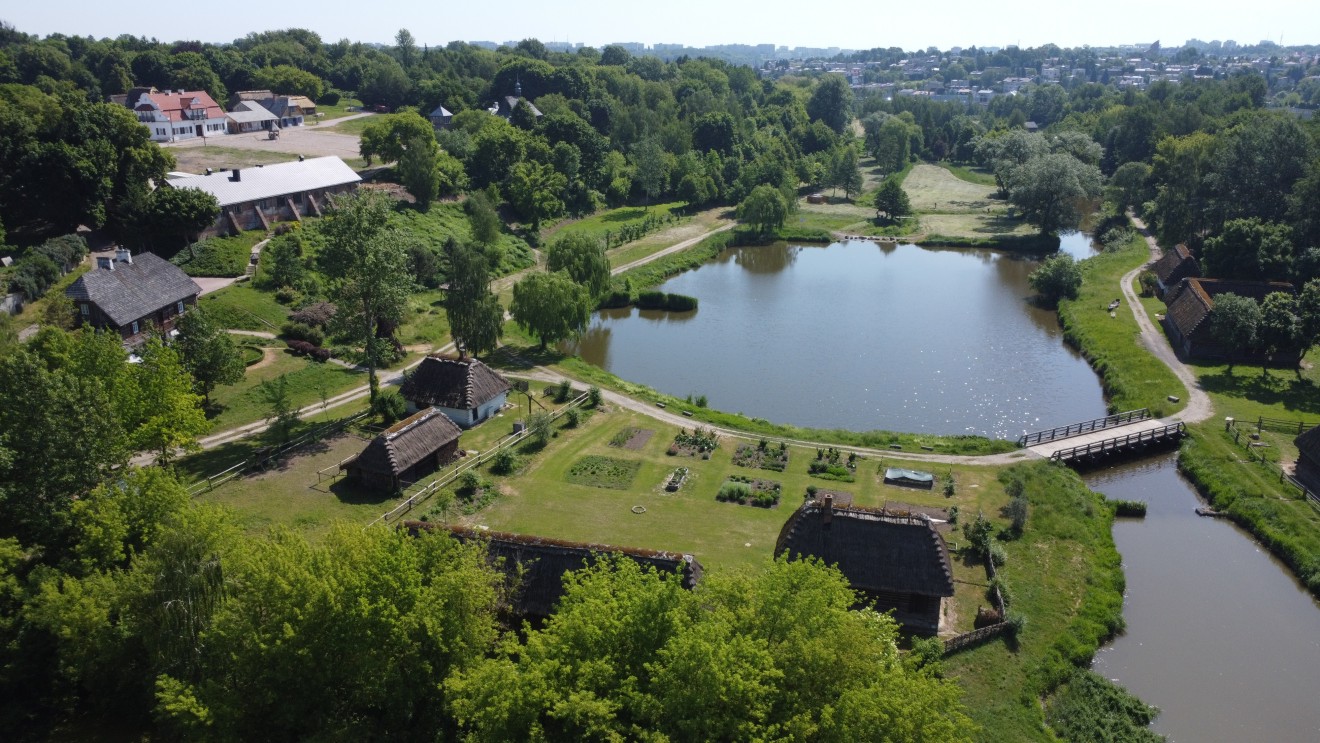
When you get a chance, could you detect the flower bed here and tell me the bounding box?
[808,446,858,482]
[733,440,789,472]
[665,466,689,492]
[565,456,642,490]
[716,476,781,508]
[667,427,719,457]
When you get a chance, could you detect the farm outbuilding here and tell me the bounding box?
[344,407,462,492]
[404,522,703,623]
[775,498,954,635]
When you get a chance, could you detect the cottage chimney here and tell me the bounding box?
[96,256,114,271]
[298,154,305,162]
[115,248,133,265]
[822,494,833,525]
[205,167,212,176]
[230,168,241,182]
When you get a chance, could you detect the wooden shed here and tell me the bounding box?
[404,521,702,623]
[1162,278,1299,363]
[1152,244,1201,299]
[1294,426,1320,495]
[344,407,461,492]
[774,498,954,635]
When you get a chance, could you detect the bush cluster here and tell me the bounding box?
[635,290,699,312]
[281,321,324,347]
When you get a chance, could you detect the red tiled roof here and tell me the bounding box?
[135,91,223,122]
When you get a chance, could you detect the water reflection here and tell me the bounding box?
[570,241,1107,437]
[1088,455,1320,742]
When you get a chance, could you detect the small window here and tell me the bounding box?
[177,301,185,314]
[80,304,89,316]
[131,321,140,335]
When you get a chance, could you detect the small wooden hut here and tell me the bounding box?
[1294,426,1320,494]
[344,407,461,491]
[775,498,954,634]
[404,522,702,623]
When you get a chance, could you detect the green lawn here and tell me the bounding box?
[313,97,364,122]
[206,347,365,432]
[389,202,535,277]
[198,284,290,331]
[1058,232,1188,417]
[938,162,998,187]
[172,231,266,278]
[606,207,733,269]
[545,202,686,248]
[319,115,376,137]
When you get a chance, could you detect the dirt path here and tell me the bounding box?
[610,221,735,276]
[1122,215,1215,424]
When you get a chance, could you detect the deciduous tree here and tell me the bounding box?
[444,241,503,358]
[546,232,610,301]
[1208,292,1262,371]
[1029,253,1082,306]
[1007,153,1103,235]
[874,178,912,222]
[737,184,788,236]
[174,305,245,407]
[510,271,590,350]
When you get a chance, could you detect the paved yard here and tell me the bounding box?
[162,112,375,173]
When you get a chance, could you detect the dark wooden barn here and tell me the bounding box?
[1152,243,1201,299]
[1162,278,1299,363]
[404,522,702,623]
[344,407,461,491]
[1294,426,1320,495]
[774,498,954,635]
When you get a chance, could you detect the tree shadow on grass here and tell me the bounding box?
[600,207,648,224]
[1198,368,1320,415]
[328,477,397,506]
[971,216,1030,235]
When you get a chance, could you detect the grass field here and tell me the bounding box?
[545,201,686,247]
[172,231,266,278]
[197,284,290,331]
[900,163,1037,241]
[606,207,733,268]
[1058,232,1188,417]
[205,346,366,431]
[318,115,375,137]
[192,431,391,537]
[313,97,364,122]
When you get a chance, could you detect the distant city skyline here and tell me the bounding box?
[4,0,1317,53]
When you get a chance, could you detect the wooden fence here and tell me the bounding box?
[186,411,369,496]
[944,545,1011,655]
[1255,416,1316,436]
[1018,408,1150,447]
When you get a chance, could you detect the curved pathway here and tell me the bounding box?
[1122,215,1215,424]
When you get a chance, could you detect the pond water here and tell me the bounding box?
[1087,455,1320,741]
[568,240,1107,438]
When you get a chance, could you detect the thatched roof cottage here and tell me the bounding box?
[344,407,462,492]
[775,498,954,634]
[399,355,512,428]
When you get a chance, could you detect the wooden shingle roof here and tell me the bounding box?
[1153,244,1200,285]
[400,355,511,410]
[65,252,201,327]
[774,502,954,598]
[1164,278,1296,340]
[405,522,703,618]
[349,407,461,477]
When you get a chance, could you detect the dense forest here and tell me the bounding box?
[2,18,1320,740]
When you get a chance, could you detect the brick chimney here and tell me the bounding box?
[822,494,833,526]
[114,248,133,265]
[230,168,241,182]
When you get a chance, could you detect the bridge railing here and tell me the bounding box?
[1018,408,1151,447]
[1050,422,1185,463]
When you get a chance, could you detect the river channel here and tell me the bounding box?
[569,237,1106,438]
[1086,456,1320,741]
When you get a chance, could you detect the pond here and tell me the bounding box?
[567,240,1107,438]
[1087,455,1320,741]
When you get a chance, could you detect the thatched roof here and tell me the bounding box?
[404,521,702,618]
[400,355,511,410]
[349,407,461,477]
[775,502,954,598]
[1165,278,1295,340]
[1153,244,1200,285]
[1296,425,1320,465]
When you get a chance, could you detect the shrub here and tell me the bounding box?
[988,540,1008,567]
[598,290,631,309]
[1111,500,1148,517]
[171,236,252,277]
[1004,495,1029,537]
[309,347,332,362]
[554,379,573,403]
[664,293,698,311]
[275,286,303,305]
[588,386,602,408]
[564,408,581,428]
[491,449,518,475]
[290,301,336,328]
[321,90,342,106]
[458,471,481,496]
[1028,253,1082,306]
[31,234,87,269]
[695,394,708,408]
[286,339,316,356]
[636,290,667,309]
[8,253,61,298]
[281,321,324,346]
[372,390,407,424]
[716,482,753,503]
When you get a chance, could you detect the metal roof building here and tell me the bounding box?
[166,156,361,208]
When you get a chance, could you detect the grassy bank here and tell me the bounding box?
[1179,425,1320,595]
[945,462,1128,741]
[1057,232,1187,417]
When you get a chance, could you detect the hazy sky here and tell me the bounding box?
[4,0,1316,51]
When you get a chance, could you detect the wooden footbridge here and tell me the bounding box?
[1020,409,1186,466]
